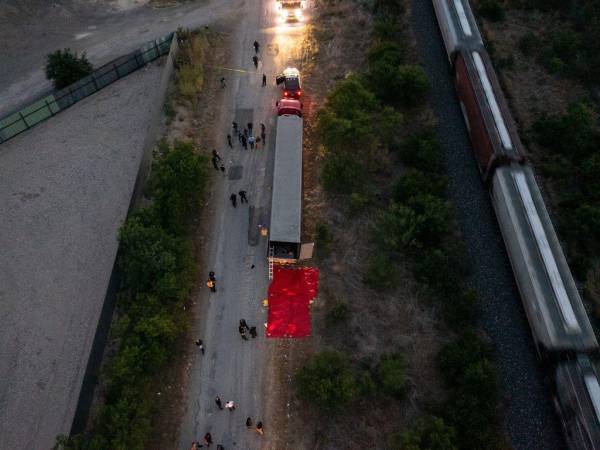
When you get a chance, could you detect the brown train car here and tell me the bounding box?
[454,48,524,182]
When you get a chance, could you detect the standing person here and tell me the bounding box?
[249,326,257,338]
[240,319,249,330]
[220,77,226,88]
[206,278,216,292]
[195,339,205,354]
[247,122,253,132]
[230,193,237,207]
[227,134,233,148]
[215,396,223,409]
[232,121,238,133]
[239,190,248,204]
[212,156,219,171]
[204,432,213,446]
[246,417,253,428]
[248,135,255,150]
[220,163,226,174]
[256,421,264,435]
[253,40,260,53]
[262,73,267,87]
[239,325,248,340]
[225,400,236,411]
[260,123,266,143]
[212,149,222,161]
[252,55,258,68]
[209,271,216,282]
[241,135,248,150]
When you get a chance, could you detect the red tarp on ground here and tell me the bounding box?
[266,266,319,338]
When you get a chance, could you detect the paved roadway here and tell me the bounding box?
[177,3,308,449]
[0,0,239,116]
[409,1,563,449]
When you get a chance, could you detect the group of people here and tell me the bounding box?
[230,121,266,151]
[191,40,270,450]
[238,318,258,340]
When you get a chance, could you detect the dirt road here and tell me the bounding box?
[177,4,308,450]
[0,0,238,116]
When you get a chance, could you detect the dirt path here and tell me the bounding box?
[177,3,309,449]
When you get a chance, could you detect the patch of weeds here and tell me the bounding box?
[326,303,349,326]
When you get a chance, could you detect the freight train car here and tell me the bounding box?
[432,0,600,447]
[555,356,600,449]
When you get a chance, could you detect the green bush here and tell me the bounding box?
[118,216,187,297]
[377,354,406,398]
[316,222,333,257]
[149,141,210,233]
[518,31,540,56]
[367,41,405,68]
[326,303,349,326]
[405,194,452,245]
[442,288,478,329]
[369,64,429,107]
[399,133,443,173]
[321,152,366,194]
[532,102,597,157]
[45,49,93,89]
[358,370,377,397]
[376,202,420,251]
[393,170,447,203]
[438,331,499,449]
[413,246,464,292]
[374,17,404,41]
[388,416,458,450]
[296,350,358,410]
[478,0,505,22]
[364,253,399,289]
[372,0,406,16]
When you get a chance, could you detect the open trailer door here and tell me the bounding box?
[299,242,314,261]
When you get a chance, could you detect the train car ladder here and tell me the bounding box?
[268,246,274,280]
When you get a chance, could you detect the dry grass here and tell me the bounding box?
[267,0,452,448]
[176,30,210,108]
[476,9,586,159]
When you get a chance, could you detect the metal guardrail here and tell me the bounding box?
[0,32,175,145]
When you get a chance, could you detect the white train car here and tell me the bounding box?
[554,357,600,449]
[492,164,597,353]
[432,0,483,61]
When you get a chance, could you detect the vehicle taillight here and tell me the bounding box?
[284,91,289,97]
[297,90,301,96]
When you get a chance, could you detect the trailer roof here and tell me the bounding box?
[270,115,302,243]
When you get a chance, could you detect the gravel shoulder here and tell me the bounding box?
[0,63,164,450]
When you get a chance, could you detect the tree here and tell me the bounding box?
[117,214,183,297]
[149,140,210,233]
[45,49,93,89]
[377,354,406,398]
[389,416,458,450]
[295,350,357,410]
[376,202,421,251]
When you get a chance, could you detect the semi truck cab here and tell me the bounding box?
[276,0,305,22]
